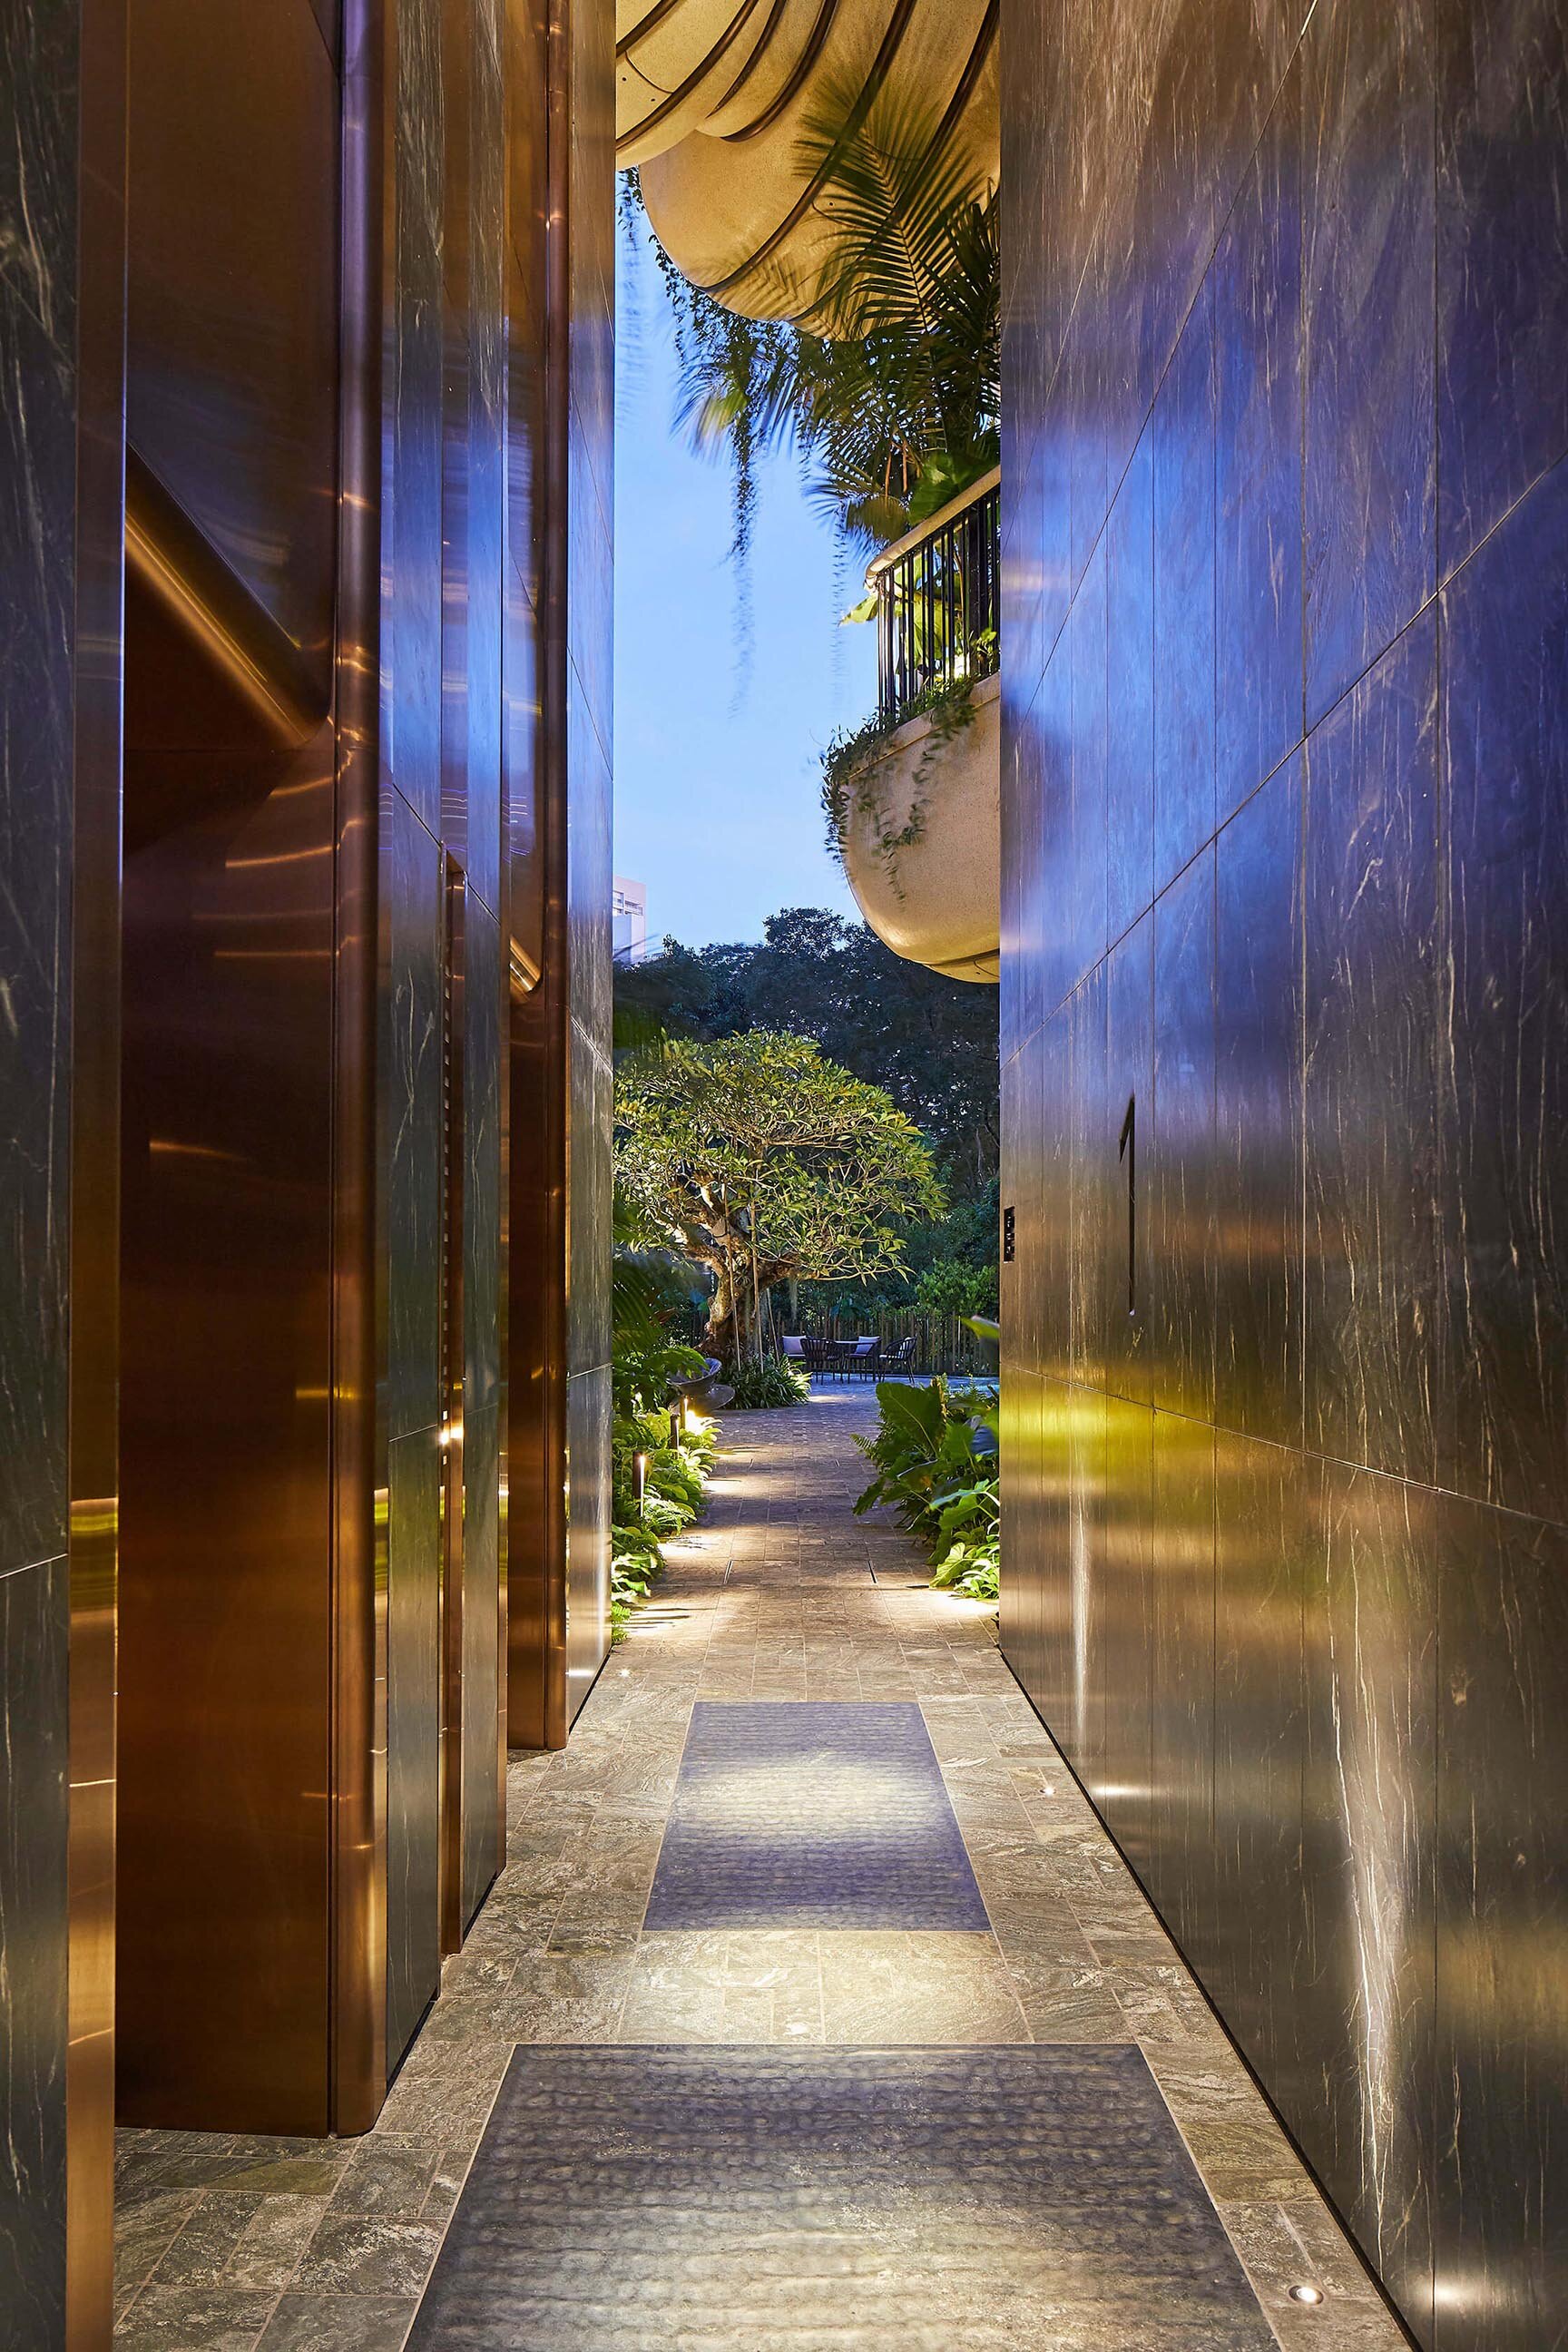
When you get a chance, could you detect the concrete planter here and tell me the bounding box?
[839,671,1000,983]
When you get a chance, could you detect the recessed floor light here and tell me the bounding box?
[1288,2285,1325,2307]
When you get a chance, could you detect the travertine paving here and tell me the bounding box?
[113,1387,1405,2350]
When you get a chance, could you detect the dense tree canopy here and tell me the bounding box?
[617,910,999,1318]
[619,908,997,1190]
[616,1029,943,1357]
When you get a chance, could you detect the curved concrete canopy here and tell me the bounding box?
[617,0,998,321]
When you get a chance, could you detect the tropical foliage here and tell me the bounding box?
[725,1355,812,1410]
[617,907,997,1213]
[610,1400,717,1643]
[624,79,999,618]
[615,1028,944,1360]
[854,1376,1000,1603]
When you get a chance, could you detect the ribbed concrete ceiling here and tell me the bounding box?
[617,0,998,321]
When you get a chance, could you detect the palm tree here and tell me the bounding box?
[629,77,999,583]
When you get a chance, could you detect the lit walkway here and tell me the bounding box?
[114,1390,1403,2348]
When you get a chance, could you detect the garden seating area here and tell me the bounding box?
[782,1333,916,1381]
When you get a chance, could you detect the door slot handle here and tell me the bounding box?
[1117,1092,1135,1318]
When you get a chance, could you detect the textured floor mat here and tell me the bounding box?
[407,2043,1278,2350]
[642,1700,989,1931]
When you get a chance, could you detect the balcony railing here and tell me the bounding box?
[868,464,1001,729]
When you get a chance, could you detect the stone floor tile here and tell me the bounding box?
[291,2215,443,2298]
[113,1387,1381,2349]
[329,2141,443,2220]
[253,2294,417,2351]
[114,2286,277,2350]
[819,1930,1030,2043]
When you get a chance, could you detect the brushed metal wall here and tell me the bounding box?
[112,0,603,2142]
[506,0,614,1748]
[997,5,1567,2347]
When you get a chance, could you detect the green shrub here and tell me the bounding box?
[854,1375,1000,1607]
[724,1356,811,1409]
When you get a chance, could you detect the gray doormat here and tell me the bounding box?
[407,2043,1277,2349]
[643,1700,990,1930]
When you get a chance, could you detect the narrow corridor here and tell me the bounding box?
[114,1392,1404,2349]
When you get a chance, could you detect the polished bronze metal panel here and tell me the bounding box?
[117,0,343,2135]
[124,0,340,682]
[330,0,387,2137]
[117,730,339,2133]
[440,863,468,1955]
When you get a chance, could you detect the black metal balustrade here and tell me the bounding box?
[873,470,1001,728]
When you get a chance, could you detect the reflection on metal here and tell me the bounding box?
[330,0,388,2140]
[441,861,468,1956]
[124,450,328,750]
[620,0,998,321]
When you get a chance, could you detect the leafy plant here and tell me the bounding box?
[818,667,986,893]
[609,1416,719,1643]
[616,1030,943,1362]
[624,80,999,676]
[915,1255,998,1316]
[854,1375,1000,1607]
[723,1355,811,1410]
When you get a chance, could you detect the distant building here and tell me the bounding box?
[612,876,648,963]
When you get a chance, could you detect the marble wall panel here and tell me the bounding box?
[1102,915,1152,1406]
[564,1360,611,1728]
[384,785,445,1444]
[1034,636,1074,1023]
[1063,1384,1107,1794]
[997,1367,1032,1672]
[1000,416,1046,750]
[1067,966,1108,1390]
[998,696,1034,1066]
[390,0,446,845]
[460,1397,504,1929]
[1033,1379,1077,1739]
[1210,1432,1307,2087]
[1436,0,1568,580]
[1440,454,1568,1524]
[0,0,76,1583]
[387,1422,444,2069]
[1104,431,1154,948]
[1150,849,1215,1422]
[1213,59,1302,825]
[466,893,503,1416]
[1067,538,1109,991]
[1036,1003,1072,1383]
[1212,751,1302,1446]
[1098,1398,1153,1880]
[1146,1409,1216,1975]
[1122,0,1227,433]
[1152,280,1215,890]
[1299,1461,1436,2343]
[0,1558,69,2342]
[1436,1496,1568,2351]
[1302,0,1436,729]
[1303,614,1443,1483]
[1000,1,1568,2337]
[464,0,507,924]
[1063,230,1109,598]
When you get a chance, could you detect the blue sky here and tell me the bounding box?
[612,207,878,951]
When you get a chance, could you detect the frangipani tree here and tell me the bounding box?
[615,1030,944,1360]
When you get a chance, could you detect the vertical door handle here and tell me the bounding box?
[1118,1092,1136,1318]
